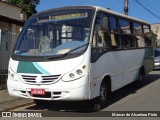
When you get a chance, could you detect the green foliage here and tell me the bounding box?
[8,0,40,18]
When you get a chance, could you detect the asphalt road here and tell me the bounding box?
[3,70,160,120]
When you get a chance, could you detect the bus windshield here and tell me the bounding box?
[14,9,94,57]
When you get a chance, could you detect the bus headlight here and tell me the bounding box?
[76,69,82,75]
[62,65,87,82]
[8,68,19,81]
[69,73,75,78]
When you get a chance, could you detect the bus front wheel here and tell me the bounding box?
[91,81,110,111]
[99,81,109,107]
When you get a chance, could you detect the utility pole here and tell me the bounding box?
[124,0,128,15]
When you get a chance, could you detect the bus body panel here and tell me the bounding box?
[7,74,90,100]
[89,48,153,99]
[7,47,92,100]
[9,55,85,75]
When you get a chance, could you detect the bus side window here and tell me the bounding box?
[119,19,135,49]
[93,21,102,47]
[92,13,109,49]
[133,23,145,48]
[143,25,152,47]
[109,16,120,49]
[102,16,110,48]
[110,33,117,46]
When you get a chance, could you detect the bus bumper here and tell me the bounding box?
[7,74,90,101]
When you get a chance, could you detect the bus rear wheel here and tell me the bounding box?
[133,69,145,87]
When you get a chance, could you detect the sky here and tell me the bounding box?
[36,0,160,24]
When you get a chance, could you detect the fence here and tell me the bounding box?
[0,29,17,90]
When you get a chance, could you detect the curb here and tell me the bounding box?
[0,90,35,111]
[4,101,35,111]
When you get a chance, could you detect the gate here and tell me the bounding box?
[0,29,16,89]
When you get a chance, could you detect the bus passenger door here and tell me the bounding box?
[90,13,123,95]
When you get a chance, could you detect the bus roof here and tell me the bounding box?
[35,6,150,25]
[94,6,150,25]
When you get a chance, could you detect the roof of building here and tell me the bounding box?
[0,0,24,26]
[0,0,20,8]
[0,14,24,26]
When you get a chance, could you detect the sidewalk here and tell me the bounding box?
[0,89,34,111]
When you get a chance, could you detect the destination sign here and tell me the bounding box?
[51,12,88,20]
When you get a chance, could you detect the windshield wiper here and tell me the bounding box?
[63,43,89,55]
[48,43,89,60]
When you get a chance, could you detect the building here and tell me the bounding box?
[0,0,24,89]
[151,23,160,48]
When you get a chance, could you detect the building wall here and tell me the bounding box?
[0,21,21,71]
[0,1,23,74]
[0,1,21,20]
[0,1,24,89]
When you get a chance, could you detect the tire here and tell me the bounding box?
[133,69,145,87]
[33,99,49,108]
[139,71,145,83]
[90,81,110,111]
[99,81,109,108]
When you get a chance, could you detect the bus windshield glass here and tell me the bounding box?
[14,9,94,57]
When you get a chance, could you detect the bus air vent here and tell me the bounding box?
[21,75,61,84]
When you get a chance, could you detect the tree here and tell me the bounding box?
[8,0,40,19]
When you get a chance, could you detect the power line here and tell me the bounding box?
[135,0,160,20]
[141,0,160,17]
[130,0,146,20]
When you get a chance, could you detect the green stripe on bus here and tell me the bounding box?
[17,62,42,74]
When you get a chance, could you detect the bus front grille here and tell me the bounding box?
[21,75,61,84]
[41,75,61,83]
[21,75,37,83]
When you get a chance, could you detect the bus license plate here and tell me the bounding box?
[31,89,45,95]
